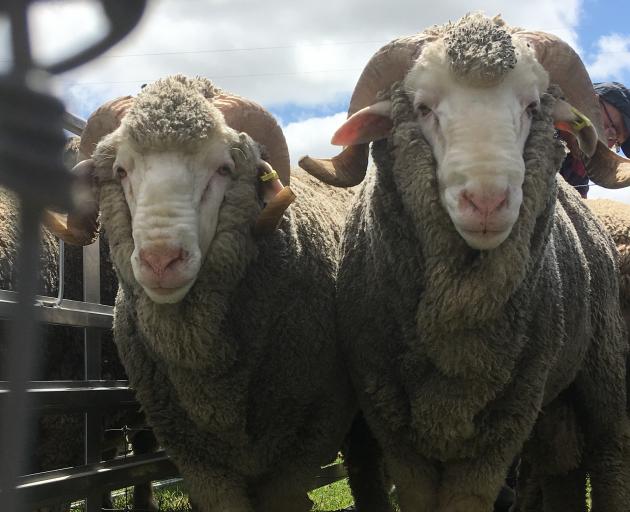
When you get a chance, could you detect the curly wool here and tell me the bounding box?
[125,75,225,151]
[444,13,517,86]
[586,199,630,311]
[63,136,82,169]
[337,82,629,507]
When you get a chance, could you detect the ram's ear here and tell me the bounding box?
[553,99,598,158]
[331,100,393,146]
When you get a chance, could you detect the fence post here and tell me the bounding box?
[84,240,103,512]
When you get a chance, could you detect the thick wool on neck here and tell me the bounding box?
[376,83,565,328]
[367,83,567,458]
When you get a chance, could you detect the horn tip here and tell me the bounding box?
[299,155,362,188]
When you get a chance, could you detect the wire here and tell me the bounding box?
[59,67,364,87]
[0,39,390,65]
[86,39,390,58]
[1,37,628,65]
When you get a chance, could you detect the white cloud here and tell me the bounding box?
[282,112,346,167]
[587,33,630,81]
[8,0,580,112]
[29,1,108,67]
[586,182,630,203]
[3,3,630,206]
[8,2,630,204]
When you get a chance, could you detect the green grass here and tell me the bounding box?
[69,479,354,511]
[69,484,194,512]
[308,477,354,511]
[151,487,193,511]
[68,475,596,512]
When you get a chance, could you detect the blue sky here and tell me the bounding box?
[2,0,629,199]
[577,0,627,58]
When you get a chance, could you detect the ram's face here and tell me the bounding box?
[112,134,236,304]
[404,40,549,250]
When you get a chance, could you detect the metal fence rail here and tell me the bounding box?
[0,381,136,413]
[0,290,113,328]
[15,452,178,511]
[14,453,349,511]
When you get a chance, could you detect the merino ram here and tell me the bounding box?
[49,74,356,512]
[301,13,630,512]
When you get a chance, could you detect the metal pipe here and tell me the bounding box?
[83,240,102,512]
[0,289,114,328]
[54,239,65,307]
[0,203,44,512]
[14,451,178,510]
[63,111,87,136]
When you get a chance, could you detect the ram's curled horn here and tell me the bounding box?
[515,30,630,188]
[299,34,434,187]
[44,96,137,246]
[299,145,370,188]
[79,96,135,158]
[43,97,132,245]
[43,158,100,246]
[584,141,630,188]
[515,31,602,142]
[212,93,291,186]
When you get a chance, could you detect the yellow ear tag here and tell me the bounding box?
[254,162,296,236]
[569,106,592,133]
[259,169,279,182]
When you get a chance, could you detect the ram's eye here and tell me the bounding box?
[526,101,539,117]
[216,165,232,177]
[115,166,127,179]
[416,104,432,117]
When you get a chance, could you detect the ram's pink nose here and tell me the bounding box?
[460,189,508,217]
[139,246,185,276]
